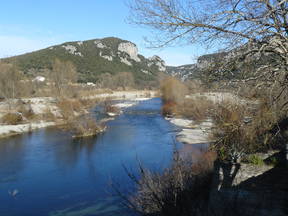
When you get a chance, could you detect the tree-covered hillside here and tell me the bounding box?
[3,37,166,87]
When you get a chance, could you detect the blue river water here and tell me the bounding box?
[0,98,188,216]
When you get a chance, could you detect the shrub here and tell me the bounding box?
[57,99,84,120]
[126,151,216,216]
[67,117,104,138]
[161,101,177,116]
[211,100,283,162]
[160,77,188,104]
[175,97,214,122]
[104,101,121,114]
[0,63,23,98]
[1,113,23,125]
[246,155,264,166]
[16,101,35,120]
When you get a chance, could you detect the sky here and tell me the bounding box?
[0,0,208,66]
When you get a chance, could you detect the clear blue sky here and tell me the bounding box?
[0,0,208,66]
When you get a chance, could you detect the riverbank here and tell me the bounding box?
[0,90,157,138]
[165,91,261,145]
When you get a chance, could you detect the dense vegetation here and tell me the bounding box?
[2,37,165,88]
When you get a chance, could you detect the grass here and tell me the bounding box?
[246,155,265,166]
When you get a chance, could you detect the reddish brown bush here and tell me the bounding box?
[161,100,177,116]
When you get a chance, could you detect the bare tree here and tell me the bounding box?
[114,72,135,90]
[128,0,288,110]
[0,62,23,99]
[50,59,78,96]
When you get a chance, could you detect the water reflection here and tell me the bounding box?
[0,98,186,216]
[178,143,210,162]
[0,136,27,183]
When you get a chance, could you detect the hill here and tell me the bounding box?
[166,52,231,81]
[2,37,166,87]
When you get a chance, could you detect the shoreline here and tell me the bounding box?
[0,90,157,139]
[166,117,213,144]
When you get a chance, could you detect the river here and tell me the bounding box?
[0,98,192,216]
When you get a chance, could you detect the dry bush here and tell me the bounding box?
[211,100,283,162]
[161,101,177,116]
[0,63,23,98]
[40,108,57,122]
[66,117,104,138]
[98,72,135,90]
[212,100,247,126]
[114,72,135,90]
[160,77,188,104]
[57,99,84,120]
[50,59,78,97]
[16,101,36,120]
[79,98,99,109]
[104,101,121,114]
[176,97,214,122]
[184,80,205,94]
[126,151,216,216]
[1,113,23,125]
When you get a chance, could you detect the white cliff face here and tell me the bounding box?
[148,55,166,72]
[62,45,83,56]
[94,40,106,49]
[118,42,141,62]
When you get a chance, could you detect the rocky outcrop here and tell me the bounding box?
[118,42,141,62]
[62,45,83,56]
[148,55,166,72]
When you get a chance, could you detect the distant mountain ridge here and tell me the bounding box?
[3,37,166,86]
[166,52,229,81]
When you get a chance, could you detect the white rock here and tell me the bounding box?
[62,45,83,56]
[177,128,211,144]
[148,55,166,71]
[62,44,77,54]
[141,69,150,74]
[32,76,46,82]
[169,118,194,128]
[99,51,113,61]
[120,57,132,66]
[86,82,96,86]
[102,55,113,61]
[94,40,106,49]
[118,42,141,62]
